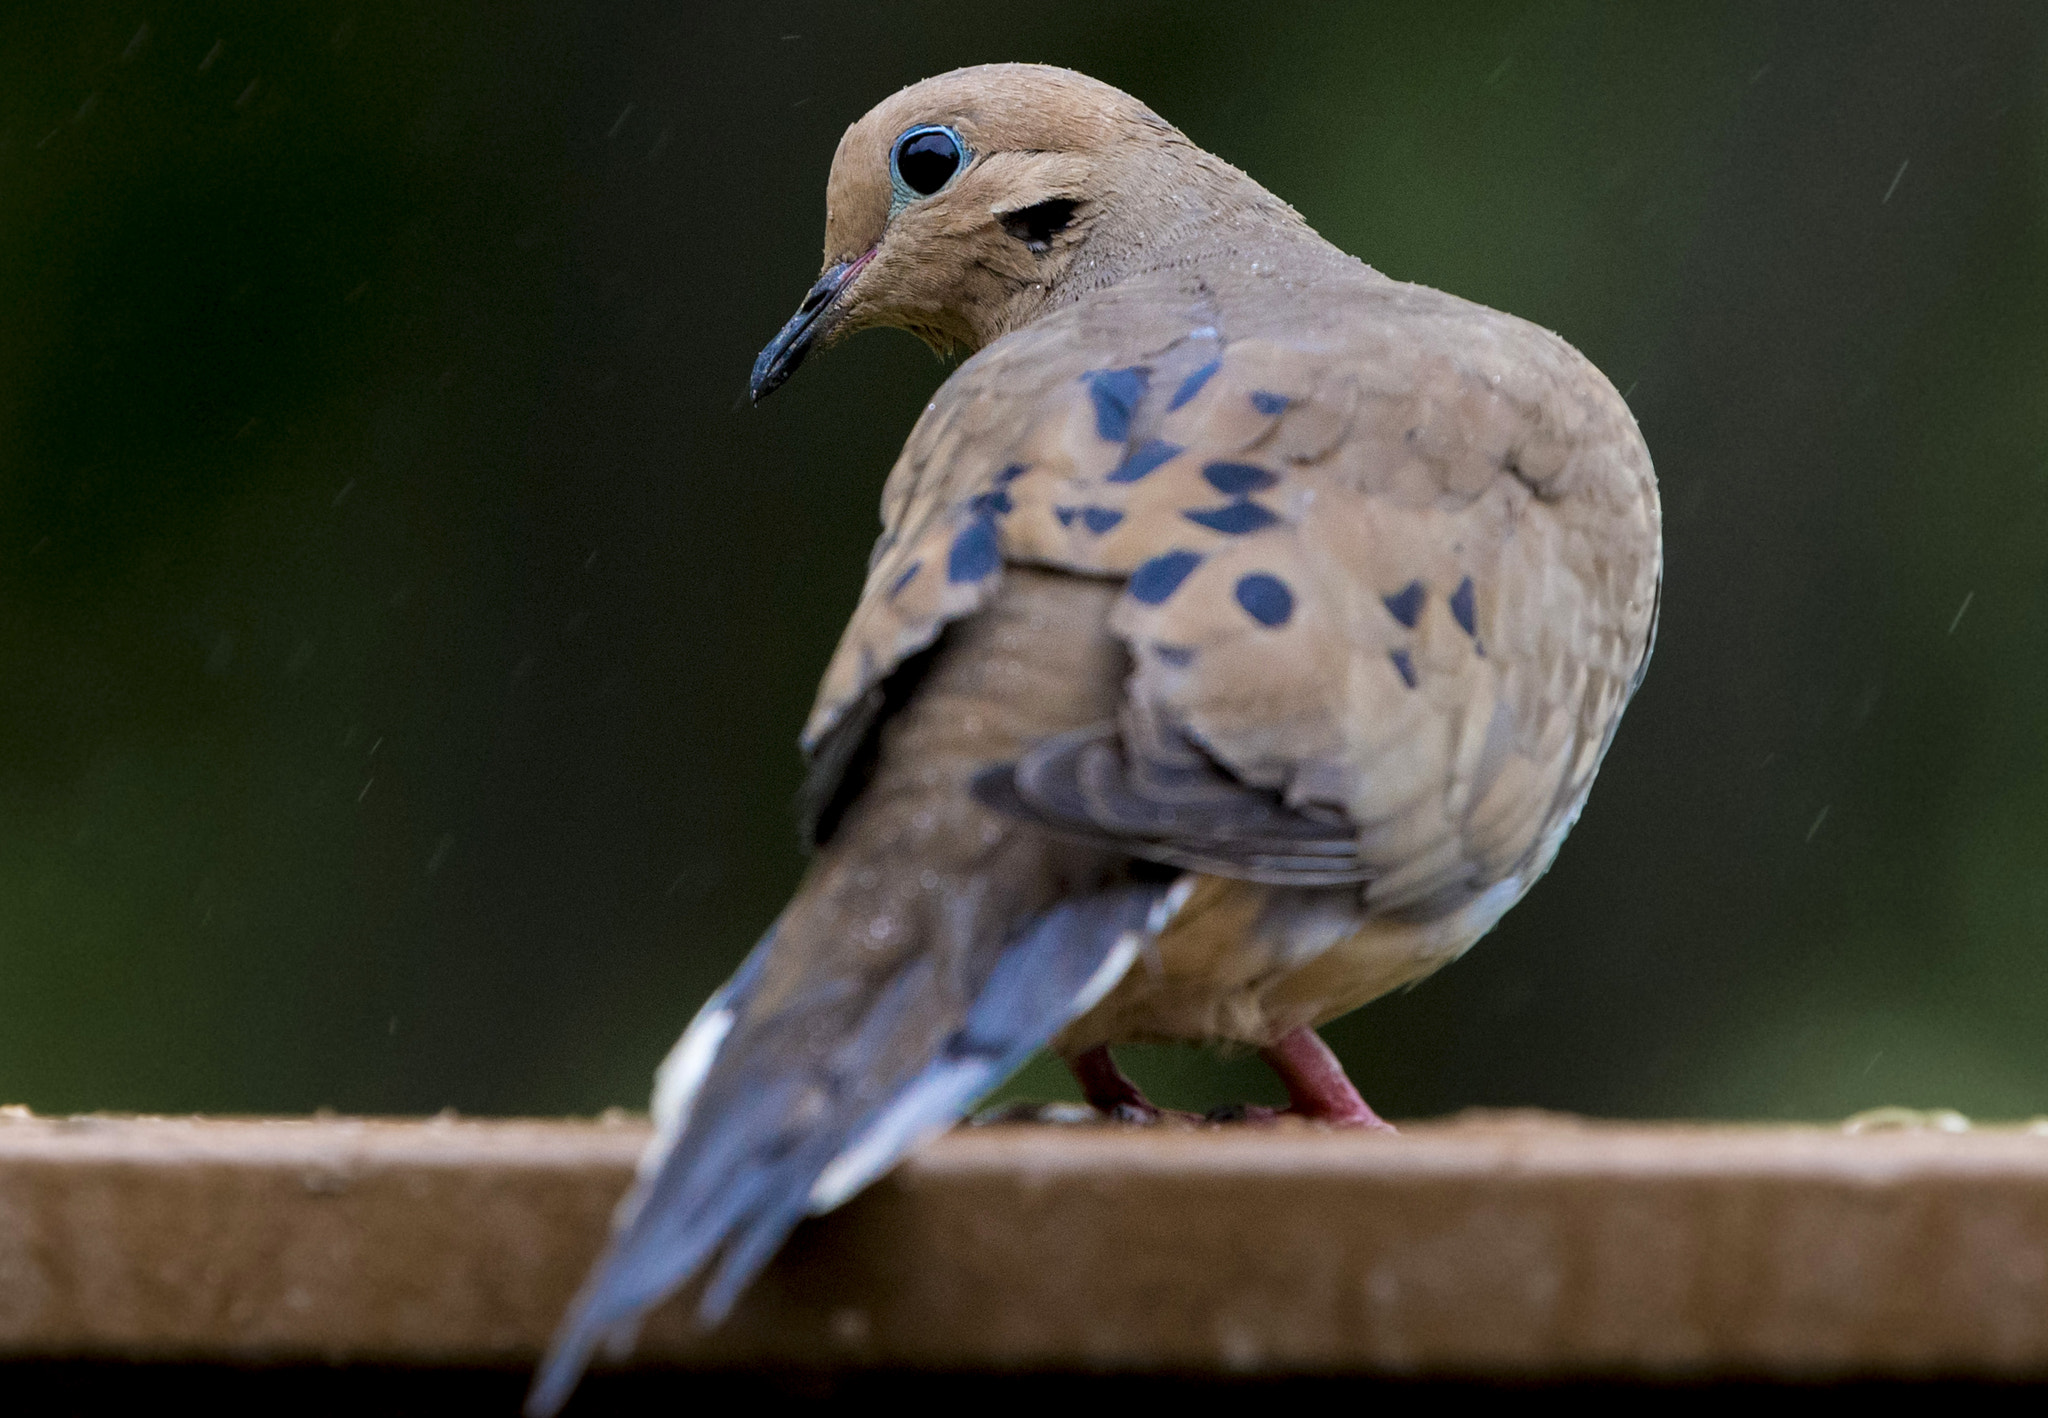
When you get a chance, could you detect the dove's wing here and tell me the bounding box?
[805,267,1660,921]
[541,232,1659,1418]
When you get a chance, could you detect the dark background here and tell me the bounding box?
[2,2,2043,1121]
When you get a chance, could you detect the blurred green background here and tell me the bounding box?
[1,2,2043,1121]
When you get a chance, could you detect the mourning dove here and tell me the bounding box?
[529,63,1658,1412]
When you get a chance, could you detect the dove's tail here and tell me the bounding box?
[523,880,1174,1416]
[527,569,1147,1414]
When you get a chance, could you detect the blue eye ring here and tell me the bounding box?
[889,124,970,213]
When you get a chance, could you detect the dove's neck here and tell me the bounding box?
[999,145,1373,342]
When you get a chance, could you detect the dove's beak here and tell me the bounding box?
[750,249,874,402]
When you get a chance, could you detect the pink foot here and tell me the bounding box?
[1068,1044,1179,1123]
[1069,1035,1393,1131]
[1260,1026,1396,1131]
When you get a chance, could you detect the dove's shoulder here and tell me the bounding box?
[889,262,1654,525]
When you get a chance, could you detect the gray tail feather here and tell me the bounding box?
[523,884,1163,1416]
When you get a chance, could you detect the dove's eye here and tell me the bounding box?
[891,125,965,198]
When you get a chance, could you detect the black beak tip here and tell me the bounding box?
[749,255,866,405]
[748,343,801,404]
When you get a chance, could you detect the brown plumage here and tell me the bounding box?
[530,63,1659,1414]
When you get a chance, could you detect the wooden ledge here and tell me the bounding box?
[3,1111,2048,1377]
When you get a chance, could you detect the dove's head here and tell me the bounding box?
[750,63,1300,401]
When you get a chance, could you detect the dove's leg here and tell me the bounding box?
[1068,1034,1391,1130]
[1067,1043,1165,1121]
[1260,1027,1395,1131]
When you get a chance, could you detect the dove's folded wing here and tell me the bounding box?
[805,271,1659,920]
